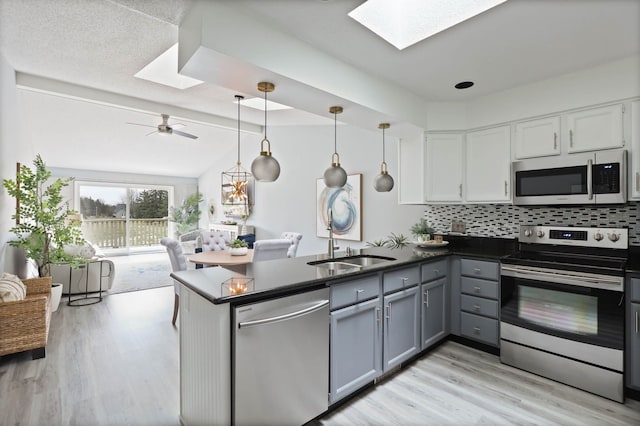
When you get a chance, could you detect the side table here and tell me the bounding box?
[67,259,106,306]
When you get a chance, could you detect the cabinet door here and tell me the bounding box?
[465,126,511,202]
[514,116,560,159]
[566,104,624,153]
[330,297,382,403]
[383,286,420,371]
[398,134,425,204]
[628,302,640,390]
[421,278,448,350]
[425,133,464,202]
[630,101,640,199]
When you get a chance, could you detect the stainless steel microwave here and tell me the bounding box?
[513,150,627,205]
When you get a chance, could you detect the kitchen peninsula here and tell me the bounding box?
[172,239,513,425]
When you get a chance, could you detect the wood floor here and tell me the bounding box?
[1,286,639,425]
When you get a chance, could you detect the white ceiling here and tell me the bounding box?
[0,0,638,178]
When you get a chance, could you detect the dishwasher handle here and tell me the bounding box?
[238,299,329,329]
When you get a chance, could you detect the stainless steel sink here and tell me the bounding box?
[307,255,395,271]
[311,261,363,272]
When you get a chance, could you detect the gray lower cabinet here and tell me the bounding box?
[330,297,382,404]
[383,285,421,371]
[458,258,500,347]
[627,277,640,391]
[421,277,448,349]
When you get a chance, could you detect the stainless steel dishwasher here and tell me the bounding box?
[233,288,330,425]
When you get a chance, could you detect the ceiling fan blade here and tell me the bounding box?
[127,122,156,128]
[172,129,199,139]
[145,130,159,137]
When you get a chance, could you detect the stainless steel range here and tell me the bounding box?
[500,225,628,402]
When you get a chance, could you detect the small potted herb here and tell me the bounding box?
[410,219,435,243]
[228,238,249,256]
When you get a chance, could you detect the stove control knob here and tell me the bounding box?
[523,229,533,237]
[536,230,545,238]
[593,232,604,241]
[608,233,620,242]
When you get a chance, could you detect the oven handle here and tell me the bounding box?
[587,159,593,200]
[501,265,623,292]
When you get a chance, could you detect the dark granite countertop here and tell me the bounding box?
[171,236,517,306]
[626,246,640,275]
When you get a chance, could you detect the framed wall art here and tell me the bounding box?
[316,173,362,241]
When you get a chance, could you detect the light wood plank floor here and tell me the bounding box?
[2,286,639,425]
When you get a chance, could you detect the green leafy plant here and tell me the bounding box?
[410,219,435,237]
[2,155,87,277]
[366,239,388,247]
[169,192,203,236]
[386,232,409,249]
[229,238,249,249]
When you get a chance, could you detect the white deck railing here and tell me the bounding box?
[82,218,168,248]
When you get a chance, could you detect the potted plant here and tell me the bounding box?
[228,238,249,256]
[410,219,435,243]
[2,155,88,311]
[169,192,203,237]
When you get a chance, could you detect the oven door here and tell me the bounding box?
[500,265,624,350]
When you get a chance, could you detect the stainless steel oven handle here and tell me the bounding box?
[587,159,593,200]
[238,300,328,329]
[501,265,623,289]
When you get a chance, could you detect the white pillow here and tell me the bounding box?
[0,272,27,303]
[64,243,97,259]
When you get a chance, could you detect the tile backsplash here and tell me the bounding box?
[424,202,640,246]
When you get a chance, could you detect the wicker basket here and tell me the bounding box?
[0,276,52,358]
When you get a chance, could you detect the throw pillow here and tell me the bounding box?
[0,272,27,303]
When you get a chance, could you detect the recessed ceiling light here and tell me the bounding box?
[135,43,204,90]
[455,81,474,89]
[241,97,293,111]
[349,0,509,50]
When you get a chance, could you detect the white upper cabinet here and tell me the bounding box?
[398,135,424,204]
[465,126,511,203]
[424,133,464,202]
[630,101,640,199]
[566,104,624,153]
[514,116,560,159]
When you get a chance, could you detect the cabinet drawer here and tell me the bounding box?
[383,266,420,294]
[460,259,499,281]
[421,259,448,283]
[331,275,380,310]
[461,294,498,318]
[460,277,498,299]
[630,278,640,302]
[460,312,499,346]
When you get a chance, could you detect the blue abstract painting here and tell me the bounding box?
[316,174,362,241]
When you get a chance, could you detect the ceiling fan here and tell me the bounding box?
[127,113,198,139]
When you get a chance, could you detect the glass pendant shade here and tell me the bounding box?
[374,123,394,192]
[251,138,281,181]
[324,154,348,187]
[324,106,348,188]
[251,82,280,182]
[374,171,394,192]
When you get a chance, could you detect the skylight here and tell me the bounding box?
[241,97,292,111]
[348,0,509,50]
[135,43,204,90]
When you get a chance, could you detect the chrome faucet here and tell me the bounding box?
[327,208,335,258]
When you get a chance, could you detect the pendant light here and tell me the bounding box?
[374,123,394,192]
[222,95,252,215]
[323,106,348,188]
[251,82,281,182]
